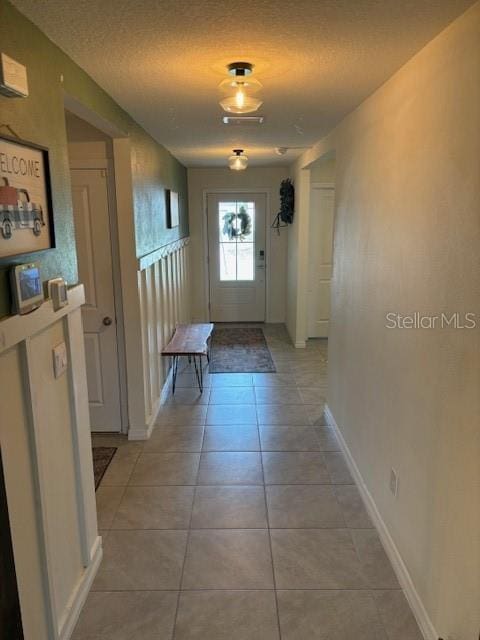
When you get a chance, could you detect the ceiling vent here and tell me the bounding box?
[222,115,264,125]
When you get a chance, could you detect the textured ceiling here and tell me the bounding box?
[12,0,475,167]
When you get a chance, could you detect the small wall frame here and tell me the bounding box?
[165,189,179,228]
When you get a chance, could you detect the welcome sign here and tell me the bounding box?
[0,136,54,258]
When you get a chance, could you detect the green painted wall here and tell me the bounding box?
[0,0,188,317]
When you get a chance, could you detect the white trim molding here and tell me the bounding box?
[132,238,191,440]
[138,236,190,271]
[128,366,174,441]
[58,537,102,640]
[0,284,101,640]
[324,405,437,640]
[310,181,335,189]
[0,285,85,355]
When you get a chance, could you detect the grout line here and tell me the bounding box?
[103,482,354,487]
[89,586,402,593]
[259,444,283,640]
[101,525,373,531]
[170,428,204,640]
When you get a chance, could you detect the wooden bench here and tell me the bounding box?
[161,323,214,393]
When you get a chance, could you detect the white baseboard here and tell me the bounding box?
[128,401,160,441]
[324,405,438,640]
[59,535,103,640]
[294,340,306,348]
[128,367,173,441]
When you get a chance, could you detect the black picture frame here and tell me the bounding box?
[165,189,179,229]
[0,134,55,259]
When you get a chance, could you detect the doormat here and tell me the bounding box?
[92,447,117,490]
[209,327,276,373]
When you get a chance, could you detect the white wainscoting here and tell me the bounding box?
[0,285,100,640]
[133,237,191,439]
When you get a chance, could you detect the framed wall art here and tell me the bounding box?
[0,135,55,258]
[165,189,179,228]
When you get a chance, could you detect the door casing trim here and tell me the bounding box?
[64,93,130,434]
[68,163,128,433]
[307,182,335,340]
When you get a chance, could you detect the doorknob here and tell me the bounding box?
[103,316,113,326]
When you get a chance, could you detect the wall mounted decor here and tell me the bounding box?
[166,189,179,228]
[0,135,55,258]
[271,178,295,234]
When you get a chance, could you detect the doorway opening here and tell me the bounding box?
[306,153,336,341]
[64,109,127,433]
[206,191,267,322]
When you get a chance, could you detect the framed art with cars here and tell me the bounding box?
[0,135,55,258]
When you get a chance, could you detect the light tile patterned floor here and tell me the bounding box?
[76,325,423,640]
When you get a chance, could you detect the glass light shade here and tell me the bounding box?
[218,76,263,94]
[219,95,263,114]
[228,153,248,171]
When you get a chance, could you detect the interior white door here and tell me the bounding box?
[308,186,335,338]
[207,193,266,322]
[71,168,122,432]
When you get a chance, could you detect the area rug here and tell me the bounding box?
[209,327,276,373]
[92,447,117,490]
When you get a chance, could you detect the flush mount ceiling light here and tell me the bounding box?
[228,149,248,171]
[219,62,263,114]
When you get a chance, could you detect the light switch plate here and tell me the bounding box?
[52,342,68,378]
[389,468,399,497]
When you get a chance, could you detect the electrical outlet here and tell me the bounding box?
[390,468,399,497]
[52,342,68,378]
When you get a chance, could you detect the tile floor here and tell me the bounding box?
[75,325,423,639]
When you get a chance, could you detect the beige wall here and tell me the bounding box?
[289,3,480,638]
[310,156,336,184]
[187,167,289,323]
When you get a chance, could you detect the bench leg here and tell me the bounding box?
[172,355,179,394]
[193,355,203,393]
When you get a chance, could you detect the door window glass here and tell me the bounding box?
[218,201,255,281]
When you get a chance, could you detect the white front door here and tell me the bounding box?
[308,186,335,338]
[71,168,122,432]
[207,193,266,322]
